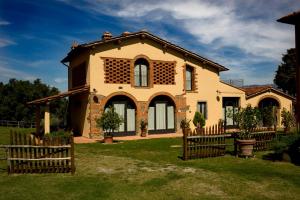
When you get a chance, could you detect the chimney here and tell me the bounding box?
[121,31,130,36]
[102,31,112,40]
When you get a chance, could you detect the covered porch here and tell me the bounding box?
[27,85,90,135]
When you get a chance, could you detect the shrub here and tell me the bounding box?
[281,108,295,132]
[193,111,205,128]
[261,106,276,128]
[180,118,191,129]
[96,106,123,137]
[234,105,261,139]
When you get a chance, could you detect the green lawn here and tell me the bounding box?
[0,127,300,200]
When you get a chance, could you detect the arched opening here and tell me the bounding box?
[134,58,149,87]
[222,97,240,129]
[148,95,176,134]
[104,95,136,136]
[258,97,280,127]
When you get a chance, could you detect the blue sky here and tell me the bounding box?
[0,0,299,91]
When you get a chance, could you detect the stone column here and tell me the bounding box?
[44,103,50,134]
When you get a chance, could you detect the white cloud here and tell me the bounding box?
[0,38,16,47]
[0,20,10,26]
[0,65,36,81]
[54,77,67,83]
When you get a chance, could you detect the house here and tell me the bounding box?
[28,31,295,138]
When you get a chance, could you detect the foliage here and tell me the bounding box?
[96,106,123,137]
[281,108,296,131]
[49,130,72,138]
[193,111,205,128]
[140,119,148,131]
[271,134,300,165]
[234,105,262,139]
[274,48,296,96]
[0,79,67,124]
[261,106,276,128]
[180,118,191,129]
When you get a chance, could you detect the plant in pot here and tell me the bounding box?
[180,118,191,134]
[96,106,123,144]
[193,111,205,133]
[140,119,148,137]
[234,105,261,157]
[281,108,295,133]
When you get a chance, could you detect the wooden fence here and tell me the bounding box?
[183,123,227,160]
[0,120,35,128]
[0,131,75,174]
[251,131,276,151]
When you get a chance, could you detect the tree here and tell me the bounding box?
[0,79,67,126]
[193,111,205,128]
[274,48,296,96]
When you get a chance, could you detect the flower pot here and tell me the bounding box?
[104,136,113,144]
[141,129,147,137]
[237,139,256,157]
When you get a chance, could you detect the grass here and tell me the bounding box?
[1,127,300,199]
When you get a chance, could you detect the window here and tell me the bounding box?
[197,102,207,119]
[134,58,149,87]
[148,96,175,133]
[186,66,193,91]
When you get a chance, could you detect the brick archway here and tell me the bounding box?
[146,92,177,111]
[100,91,139,109]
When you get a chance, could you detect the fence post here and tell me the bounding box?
[70,135,75,175]
[183,129,188,160]
[233,132,238,157]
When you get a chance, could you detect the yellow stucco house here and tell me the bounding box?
[29,31,295,138]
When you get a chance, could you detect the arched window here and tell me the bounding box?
[134,58,149,87]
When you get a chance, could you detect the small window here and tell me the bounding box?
[134,58,149,87]
[197,102,207,119]
[186,66,193,91]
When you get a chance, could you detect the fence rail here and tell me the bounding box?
[0,120,35,128]
[0,131,75,174]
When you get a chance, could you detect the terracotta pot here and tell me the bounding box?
[104,136,113,144]
[237,139,256,157]
[141,129,147,137]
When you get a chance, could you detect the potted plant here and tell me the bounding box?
[140,119,148,137]
[96,106,123,144]
[180,118,191,135]
[281,108,295,133]
[193,111,205,133]
[234,105,261,157]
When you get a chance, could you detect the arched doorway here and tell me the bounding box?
[148,95,176,134]
[258,97,280,126]
[104,95,136,136]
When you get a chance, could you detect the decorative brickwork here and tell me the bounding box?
[153,61,176,85]
[103,58,131,84]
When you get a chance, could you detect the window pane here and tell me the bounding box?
[197,102,207,119]
[141,64,148,86]
[167,106,174,129]
[186,69,192,90]
[127,108,135,132]
[114,103,125,132]
[134,65,140,86]
[156,103,166,130]
[148,107,155,130]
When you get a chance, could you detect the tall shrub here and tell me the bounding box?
[96,106,123,137]
[281,108,295,132]
[261,106,276,128]
[193,111,205,128]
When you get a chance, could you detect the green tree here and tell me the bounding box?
[274,48,296,96]
[0,79,67,126]
[193,111,205,128]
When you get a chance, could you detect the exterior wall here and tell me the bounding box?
[218,82,246,107]
[246,92,293,127]
[87,38,219,137]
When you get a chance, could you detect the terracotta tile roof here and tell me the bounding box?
[242,85,273,96]
[61,31,229,72]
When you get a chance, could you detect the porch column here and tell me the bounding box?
[35,105,41,135]
[44,103,50,134]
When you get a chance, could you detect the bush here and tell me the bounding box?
[180,118,191,129]
[281,108,295,132]
[261,106,276,128]
[193,112,205,128]
[96,106,123,137]
[234,105,261,139]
